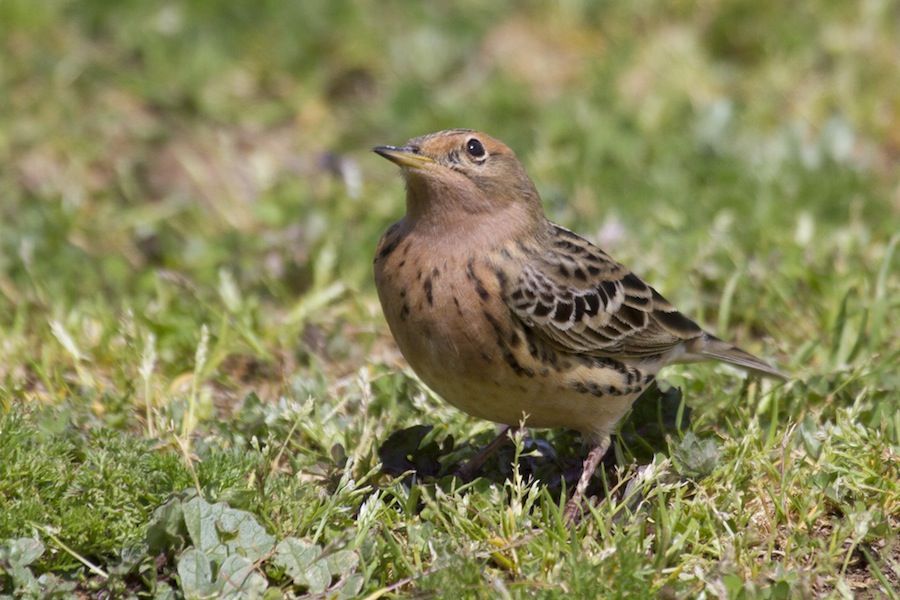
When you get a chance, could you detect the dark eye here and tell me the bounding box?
[465,138,485,158]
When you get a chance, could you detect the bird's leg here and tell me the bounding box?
[455,425,520,481]
[563,435,611,524]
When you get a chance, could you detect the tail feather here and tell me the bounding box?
[687,335,787,380]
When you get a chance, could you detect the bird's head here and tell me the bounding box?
[374,129,544,228]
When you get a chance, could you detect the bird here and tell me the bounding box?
[372,129,785,522]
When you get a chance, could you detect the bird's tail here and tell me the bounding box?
[686,334,787,380]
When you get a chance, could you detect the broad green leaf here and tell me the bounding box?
[183,497,228,561]
[216,506,275,562]
[8,564,36,590]
[177,548,213,599]
[304,559,332,594]
[182,497,275,564]
[338,573,366,599]
[7,538,44,567]
[147,493,190,554]
[34,573,77,596]
[325,550,359,578]
[274,538,332,592]
[153,582,177,600]
[798,415,822,460]
[274,538,321,579]
[216,555,268,599]
[671,432,719,479]
[722,573,743,598]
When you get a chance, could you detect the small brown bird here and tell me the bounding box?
[373,129,784,521]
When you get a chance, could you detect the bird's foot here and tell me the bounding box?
[453,425,518,482]
[562,436,611,527]
[562,497,584,524]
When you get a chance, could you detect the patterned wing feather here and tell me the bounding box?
[507,225,703,358]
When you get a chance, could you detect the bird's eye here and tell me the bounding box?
[465,138,485,158]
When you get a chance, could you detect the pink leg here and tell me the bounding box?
[563,435,611,524]
[455,426,520,481]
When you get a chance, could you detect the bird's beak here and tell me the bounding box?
[373,145,435,169]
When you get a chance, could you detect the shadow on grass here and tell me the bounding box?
[378,382,688,505]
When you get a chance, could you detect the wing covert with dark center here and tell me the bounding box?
[506,225,703,358]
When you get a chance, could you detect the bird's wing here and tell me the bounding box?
[505,224,703,359]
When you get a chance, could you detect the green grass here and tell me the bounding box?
[1,1,898,597]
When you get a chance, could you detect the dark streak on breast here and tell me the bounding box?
[493,267,508,292]
[522,329,559,370]
[376,223,405,261]
[467,257,490,301]
[377,238,399,261]
[423,276,434,306]
[483,310,534,378]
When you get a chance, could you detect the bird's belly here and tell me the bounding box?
[422,367,596,429]
[410,350,640,438]
[378,285,638,436]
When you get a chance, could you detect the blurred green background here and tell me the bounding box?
[0,1,897,597]
[1,0,896,393]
